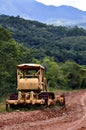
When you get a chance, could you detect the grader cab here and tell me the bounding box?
[6,63,65,110]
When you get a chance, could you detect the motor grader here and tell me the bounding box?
[6,63,65,111]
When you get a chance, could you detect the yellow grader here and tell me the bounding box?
[6,63,65,111]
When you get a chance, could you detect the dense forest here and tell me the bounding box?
[0,15,86,65]
[0,15,86,96]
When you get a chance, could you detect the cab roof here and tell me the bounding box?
[17,63,44,70]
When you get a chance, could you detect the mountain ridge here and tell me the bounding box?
[0,0,86,27]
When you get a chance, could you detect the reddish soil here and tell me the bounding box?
[0,90,86,130]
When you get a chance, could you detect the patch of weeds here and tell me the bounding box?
[0,103,6,112]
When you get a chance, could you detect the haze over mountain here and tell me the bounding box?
[0,0,86,27]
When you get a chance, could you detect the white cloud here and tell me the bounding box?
[36,0,86,11]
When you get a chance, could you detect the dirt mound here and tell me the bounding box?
[0,90,86,130]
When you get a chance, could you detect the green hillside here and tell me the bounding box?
[0,15,86,65]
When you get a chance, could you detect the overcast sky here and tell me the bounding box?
[36,0,86,11]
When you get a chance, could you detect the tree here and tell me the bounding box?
[0,25,12,41]
[62,61,86,89]
[42,57,67,89]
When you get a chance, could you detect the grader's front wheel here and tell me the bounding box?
[39,92,55,107]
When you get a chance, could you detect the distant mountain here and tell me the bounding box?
[0,0,86,27]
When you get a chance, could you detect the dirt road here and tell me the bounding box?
[0,90,86,130]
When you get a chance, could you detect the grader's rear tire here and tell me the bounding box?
[10,104,18,109]
[10,93,18,100]
[10,93,18,109]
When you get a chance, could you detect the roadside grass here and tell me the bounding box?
[0,103,6,112]
[0,98,6,112]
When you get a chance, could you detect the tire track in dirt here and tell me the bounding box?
[0,90,86,130]
[67,93,86,130]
